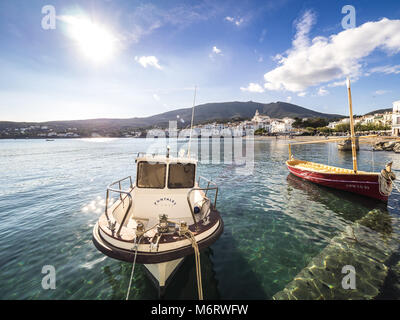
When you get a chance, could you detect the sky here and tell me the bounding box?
[0,0,400,122]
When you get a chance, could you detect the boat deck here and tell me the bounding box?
[286,159,374,175]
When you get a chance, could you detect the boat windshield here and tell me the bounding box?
[137,162,166,188]
[168,163,195,189]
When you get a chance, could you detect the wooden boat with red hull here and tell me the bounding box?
[286,78,396,202]
[286,159,390,201]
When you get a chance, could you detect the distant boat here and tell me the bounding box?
[46,139,55,141]
[286,78,396,202]
[337,137,359,151]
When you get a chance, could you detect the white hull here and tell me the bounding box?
[92,152,224,295]
[145,258,184,288]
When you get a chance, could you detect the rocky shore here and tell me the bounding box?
[373,140,400,153]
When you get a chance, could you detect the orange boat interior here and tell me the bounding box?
[286,159,376,175]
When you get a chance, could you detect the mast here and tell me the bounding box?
[188,85,197,157]
[346,77,358,173]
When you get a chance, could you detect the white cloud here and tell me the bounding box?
[153,93,160,101]
[297,92,307,97]
[209,46,223,59]
[263,12,400,93]
[259,29,267,43]
[292,10,316,49]
[286,96,292,102]
[327,80,347,87]
[374,90,390,95]
[212,46,222,54]
[318,87,329,96]
[235,18,244,26]
[369,64,400,74]
[134,56,163,69]
[225,16,244,26]
[240,83,265,93]
[125,3,225,43]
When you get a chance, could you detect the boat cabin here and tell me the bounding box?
[105,153,213,239]
[136,156,196,190]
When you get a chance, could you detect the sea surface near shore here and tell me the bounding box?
[0,138,399,299]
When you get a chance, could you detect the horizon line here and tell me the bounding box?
[1,99,390,123]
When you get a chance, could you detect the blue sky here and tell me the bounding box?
[0,0,400,121]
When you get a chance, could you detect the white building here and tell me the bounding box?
[392,101,400,136]
[327,121,338,129]
[363,115,375,124]
[270,119,294,133]
[383,112,392,125]
[252,110,271,131]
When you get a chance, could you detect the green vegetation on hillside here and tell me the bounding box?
[292,117,331,128]
[334,123,391,132]
[0,101,343,132]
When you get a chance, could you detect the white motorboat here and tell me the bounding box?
[92,148,223,296]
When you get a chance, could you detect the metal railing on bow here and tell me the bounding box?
[104,176,134,237]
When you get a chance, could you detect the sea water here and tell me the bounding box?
[0,138,399,299]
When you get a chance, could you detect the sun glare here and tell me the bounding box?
[62,15,118,63]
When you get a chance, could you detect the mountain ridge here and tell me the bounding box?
[0,101,344,130]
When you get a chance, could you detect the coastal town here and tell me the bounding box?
[1,100,399,139]
[189,100,398,137]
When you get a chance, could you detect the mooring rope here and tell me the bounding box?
[125,236,143,300]
[185,231,203,300]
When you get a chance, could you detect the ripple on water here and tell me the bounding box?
[0,138,399,299]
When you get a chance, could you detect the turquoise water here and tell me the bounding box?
[0,138,399,299]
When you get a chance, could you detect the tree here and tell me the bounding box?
[293,117,330,129]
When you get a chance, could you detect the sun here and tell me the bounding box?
[62,15,118,63]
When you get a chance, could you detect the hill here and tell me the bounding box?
[0,101,343,131]
[364,108,391,116]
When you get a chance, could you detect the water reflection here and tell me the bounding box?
[164,248,221,300]
[276,176,400,300]
[1,138,399,299]
[101,248,221,300]
[286,173,387,221]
